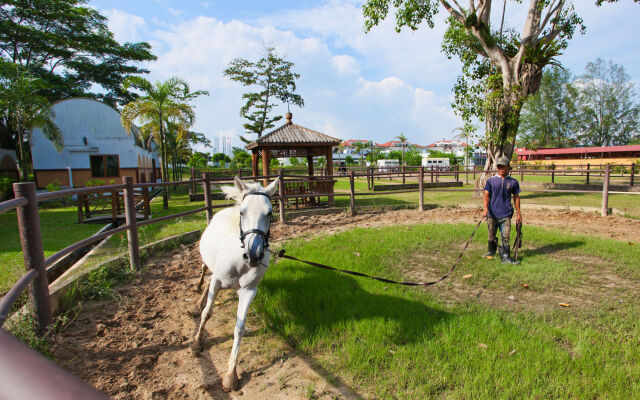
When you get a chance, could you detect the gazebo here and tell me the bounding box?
[246,113,341,206]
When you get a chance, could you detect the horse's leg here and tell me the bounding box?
[191,278,221,353]
[195,276,211,313]
[222,287,257,391]
[196,263,207,292]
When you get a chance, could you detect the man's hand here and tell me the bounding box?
[516,213,522,224]
[483,209,488,217]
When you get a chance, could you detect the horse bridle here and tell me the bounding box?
[238,191,272,250]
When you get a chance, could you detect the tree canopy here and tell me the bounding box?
[0,0,156,108]
[518,67,577,149]
[224,47,304,142]
[362,0,586,180]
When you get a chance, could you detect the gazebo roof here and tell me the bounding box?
[246,115,340,150]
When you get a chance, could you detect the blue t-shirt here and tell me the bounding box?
[484,175,521,219]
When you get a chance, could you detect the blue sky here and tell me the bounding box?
[89,0,640,150]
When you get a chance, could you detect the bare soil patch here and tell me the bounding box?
[51,207,640,398]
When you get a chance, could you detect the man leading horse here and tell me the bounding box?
[482,156,522,265]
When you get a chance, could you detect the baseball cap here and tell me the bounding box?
[496,156,510,167]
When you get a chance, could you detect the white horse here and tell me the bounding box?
[192,176,278,391]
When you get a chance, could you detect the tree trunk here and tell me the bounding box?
[159,120,169,209]
[474,63,544,196]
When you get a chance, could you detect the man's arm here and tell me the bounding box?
[514,194,522,223]
[483,190,490,217]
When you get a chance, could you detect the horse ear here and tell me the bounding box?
[234,176,246,192]
[265,179,278,196]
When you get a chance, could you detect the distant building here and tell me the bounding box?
[515,145,640,166]
[30,98,160,189]
[425,139,468,157]
[377,140,424,154]
[377,159,399,169]
[421,156,450,168]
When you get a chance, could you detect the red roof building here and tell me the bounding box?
[515,145,640,166]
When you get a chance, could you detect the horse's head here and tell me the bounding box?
[222,176,278,266]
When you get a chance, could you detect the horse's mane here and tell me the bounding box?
[221,182,265,204]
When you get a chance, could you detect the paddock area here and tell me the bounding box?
[49,208,640,399]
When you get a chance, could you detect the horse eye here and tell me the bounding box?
[267,211,273,216]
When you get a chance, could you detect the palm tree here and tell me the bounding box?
[452,123,477,184]
[395,133,408,166]
[0,67,62,180]
[353,141,367,166]
[121,76,208,208]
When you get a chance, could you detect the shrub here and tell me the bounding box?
[0,176,16,201]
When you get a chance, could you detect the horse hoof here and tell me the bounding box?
[189,339,203,355]
[222,372,238,391]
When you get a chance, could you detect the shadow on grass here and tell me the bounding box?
[258,266,452,347]
[523,240,585,258]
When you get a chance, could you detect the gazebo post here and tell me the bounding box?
[251,151,259,180]
[326,147,334,206]
[307,155,315,205]
[261,148,270,186]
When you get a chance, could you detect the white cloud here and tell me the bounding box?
[167,7,185,17]
[102,9,146,42]
[331,55,360,76]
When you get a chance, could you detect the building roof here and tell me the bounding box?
[246,118,340,150]
[516,145,640,156]
[426,140,469,148]
[341,139,370,146]
[377,140,423,148]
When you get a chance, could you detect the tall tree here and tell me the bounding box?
[121,76,208,208]
[572,59,639,146]
[224,47,304,142]
[518,67,577,149]
[0,0,156,108]
[395,132,408,166]
[363,0,585,189]
[0,62,62,179]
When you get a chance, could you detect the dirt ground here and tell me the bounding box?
[51,208,640,399]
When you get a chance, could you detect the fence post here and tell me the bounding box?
[202,173,212,223]
[455,165,459,182]
[520,165,524,182]
[431,167,434,183]
[402,165,406,185]
[143,188,150,220]
[190,168,196,194]
[419,166,424,212]
[349,170,356,216]
[123,177,140,271]
[111,191,117,223]
[473,165,476,180]
[371,166,375,191]
[630,163,635,186]
[77,194,83,224]
[13,182,52,334]
[601,165,610,216]
[551,163,556,184]
[586,163,590,185]
[278,169,286,224]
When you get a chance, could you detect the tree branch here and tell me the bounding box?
[441,1,466,23]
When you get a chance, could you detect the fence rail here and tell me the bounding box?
[0,163,637,398]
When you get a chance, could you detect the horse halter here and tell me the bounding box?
[238,191,272,250]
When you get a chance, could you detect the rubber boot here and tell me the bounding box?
[482,240,497,259]
[499,246,520,265]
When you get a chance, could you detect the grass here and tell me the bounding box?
[254,223,640,399]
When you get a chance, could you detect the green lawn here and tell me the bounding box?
[255,224,640,399]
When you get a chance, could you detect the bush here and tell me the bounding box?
[45,180,61,192]
[0,176,16,201]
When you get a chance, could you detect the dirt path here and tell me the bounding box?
[51,208,640,399]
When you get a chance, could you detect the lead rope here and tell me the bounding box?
[269,216,486,287]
